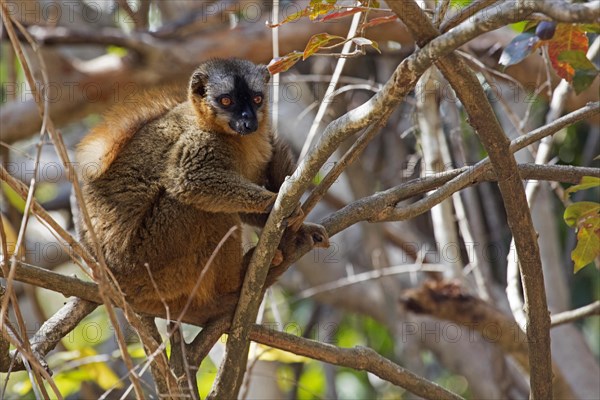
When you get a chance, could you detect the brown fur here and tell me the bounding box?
[76,59,328,322]
[78,86,186,181]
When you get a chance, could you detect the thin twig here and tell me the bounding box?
[299,8,362,161]
[551,301,600,327]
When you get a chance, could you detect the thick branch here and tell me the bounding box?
[533,0,600,23]
[440,0,500,32]
[399,281,574,399]
[388,2,556,397]
[0,263,464,399]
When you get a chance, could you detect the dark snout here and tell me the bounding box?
[230,109,259,135]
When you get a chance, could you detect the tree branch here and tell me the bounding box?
[399,280,574,399]
[0,298,97,372]
[440,0,500,32]
[387,2,559,397]
[249,325,464,400]
[551,301,600,327]
[321,98,599,235]
[532,0,600,23]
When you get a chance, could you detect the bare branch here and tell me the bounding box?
[0,299,97,372]
[301,116,389,217]
[440,0,500,32]
[533,0,600,23]
[388,2,554,396]
[249,325,464,400]
[551,301,600,327]
[0,166,97,270]
[1,163,594,319]
[399,280,574,398]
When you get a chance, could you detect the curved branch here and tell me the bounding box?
[321,100,598,235]
[323,163,598,235]
[386,2,578,397]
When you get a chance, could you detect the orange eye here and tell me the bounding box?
[253,95,262,105]
[219,96,232,107]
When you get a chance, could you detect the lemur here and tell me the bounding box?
[76,58,329,322]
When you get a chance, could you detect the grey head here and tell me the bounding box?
[189,58,271,135]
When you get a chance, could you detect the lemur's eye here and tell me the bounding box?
[253,95,263,105]
[219,96,232,107]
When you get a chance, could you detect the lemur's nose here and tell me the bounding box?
[241,111,250,119]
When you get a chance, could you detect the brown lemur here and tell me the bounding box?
[75,58,329,323]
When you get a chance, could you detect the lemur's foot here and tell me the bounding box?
[265,223,330,286]
[279,222,330,261]
[285,203,305,232]
[271,249,284,267]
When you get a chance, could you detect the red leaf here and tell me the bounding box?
[268,52,303,74]
[360,14,398,29]
[321,7,365,22]
[547,24,589,81]
[303,33,345,60]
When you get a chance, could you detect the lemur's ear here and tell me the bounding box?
[189,70,209,97]
[259,64,271,84]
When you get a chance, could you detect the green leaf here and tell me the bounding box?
[499,33,540,67]
[53,371,86,397]
[557,50,598,70]
[566,176,600,195]
[63,307,112,350]
[127,343,147,359]
[35,182,59,204]
[197,358,218,399]
[303,33,345,60]
[106,45,128,57]
[580,23,600,33]
[564,201,600,227]
[298,361,326,398]
[510,21,527,33]
[572,68,599,95]
[510,21,533,33]
[80,352,122,390]
[312,171,324,185]
[450,0,472,7]
[276,364,296,392]
[572,216,600,272]
[1,182,26,213]
[522,20,539,33]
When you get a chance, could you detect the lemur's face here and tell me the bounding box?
[189,59,270,136]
